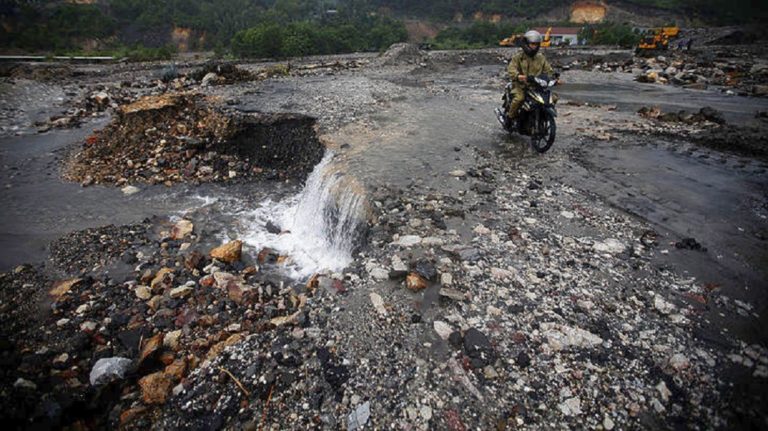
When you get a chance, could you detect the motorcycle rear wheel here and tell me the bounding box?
[531,111,556,153]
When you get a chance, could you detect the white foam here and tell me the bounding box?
[236,152,365,279]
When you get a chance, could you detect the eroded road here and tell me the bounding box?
[1,47,767,429]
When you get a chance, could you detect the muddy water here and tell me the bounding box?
[0,122,284,271]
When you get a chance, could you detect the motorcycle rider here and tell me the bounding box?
[506,30,556,125]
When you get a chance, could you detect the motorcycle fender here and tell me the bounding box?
[544,106,558,118]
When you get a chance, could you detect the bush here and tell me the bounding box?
[231,17,407,59]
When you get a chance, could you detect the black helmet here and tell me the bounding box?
[522,30,541,57]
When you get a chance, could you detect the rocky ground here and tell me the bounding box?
[1,37,767,430]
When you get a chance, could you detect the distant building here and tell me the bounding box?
[533,27,582,46]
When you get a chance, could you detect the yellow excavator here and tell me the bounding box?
[500,27,552,47]
[635,26,679,55]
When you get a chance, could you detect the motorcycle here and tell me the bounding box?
[495,74,559,153]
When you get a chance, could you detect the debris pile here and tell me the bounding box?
[189,62,256,85]
[564,48,768,96]
[0,217,334,429]
[378,43,427,66]
[64,93,325,186]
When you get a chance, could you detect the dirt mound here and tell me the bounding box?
[689,125,768,159]
[378,43,425,66]
[0,63,75,82]
[64,93,325,186]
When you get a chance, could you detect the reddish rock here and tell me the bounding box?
[164,357,187,381]
[139,333,164,367]
[170,219,194,240]
[139,372,173,404]
[49,278,82,299]
[120,407,148,427]
[150,268,174,292]
[184,250,205,270]
[406,273,428,291]
[199,275,215,287]
[210,240,243,264]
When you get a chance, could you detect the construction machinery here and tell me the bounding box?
[500,27,552,48]
[635,26,679,55]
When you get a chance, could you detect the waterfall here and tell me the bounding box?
[238,152,366,279]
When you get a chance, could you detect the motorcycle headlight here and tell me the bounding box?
[535,77,548,87]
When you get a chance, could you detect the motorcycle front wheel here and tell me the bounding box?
[531,110,556,153]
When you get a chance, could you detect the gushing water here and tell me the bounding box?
[237,152,366,279]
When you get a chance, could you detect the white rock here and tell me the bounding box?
[392,235,422,247]
[560,210,575,219]
[654,295,676,315]
[89,357,132,386]
[201,72,218,86]
[440,272,453,286]
[370,292,387,316]
[422,237,444,246]
[391,255,408,272]
[491,267,514,280]
[604,415,615,430]
[14,378,37,390]
[558,397,582,416]
[449,170,466,177]
[420,405,433,421]
[656,380,671,402]
[473,224,491,235]
[135,286,151,300]
[593,238,626,254]
[433,321,452,340]
[369,267,389,281]
[543,324,603,351]
[668,353,690,371]
[121,185,140,196]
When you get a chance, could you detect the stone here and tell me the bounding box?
[139,333,164,366]
[14,378,37,390]
[463,328,495,368]
[170,285,193,299]
[370,292,387,316]
[89,357,132,386]
[49,278,82,299]
[121,185,140,196]
[163,330,182,351]
[347,401,371,431]
[164,358,187,381]
[654,296,676,315]
[369,267,389,281]
[593,238,625,254]
[393,235,422,247]
[406,273,428,291]
[603,416,615,430]
[558,397,582,416]
[150,268,174,292]
[135,285,152,300]
[171,219,194,240]
[433,321,452,340]
[139,372,173,404]
[542,323,603,351]
[210,240,243,264]
[420,405,433,421]
[449,170,466,177]
[668,353,690,371]
[201,72,218,86]
[439,287,465,301]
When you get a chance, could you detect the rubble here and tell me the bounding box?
[63,93,326,186]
